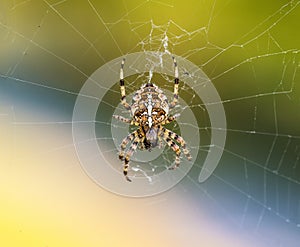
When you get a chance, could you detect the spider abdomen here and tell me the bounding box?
[145,127,158,147]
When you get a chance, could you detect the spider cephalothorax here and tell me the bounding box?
[113,57,192,182]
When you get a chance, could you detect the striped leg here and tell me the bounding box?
[119,130,137,161]
[112,115,131,124]
[169,56,179,108]
[161,127,192,161]
[113,115,139,126]
[161,113,180,125]
[123,137,140,182]
[161,135,181,170]
[120,58,131,110]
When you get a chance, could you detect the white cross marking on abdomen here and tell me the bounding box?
[147,93,153,127]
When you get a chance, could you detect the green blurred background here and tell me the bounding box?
[0,0,299,246]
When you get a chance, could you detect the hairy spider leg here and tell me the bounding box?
[113,114,140,126]
[159,130,181,169]
[120,58,131,110]
[160,113,180,125]
[123,136,140,182]
[161,127,192,161]
[169,56,179,109]
[119,130,138,161]
[112,115,131,123]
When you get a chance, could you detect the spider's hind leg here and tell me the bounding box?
[119,130,137,161]
[162,136,181,170]
[118,130,143,182]
[123,136,140,182]
[160,127,192,167]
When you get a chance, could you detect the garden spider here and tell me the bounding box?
[113,57,192,182]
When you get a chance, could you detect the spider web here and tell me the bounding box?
[0,0,299,246]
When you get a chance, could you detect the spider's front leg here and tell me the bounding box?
[112,115,131,124]
[119,58,131,110]
[161,113,180,125]
[169,56,179,109]
[112,115,140,127]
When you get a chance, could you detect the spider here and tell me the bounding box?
[113,57,192,182]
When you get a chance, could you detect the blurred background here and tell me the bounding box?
[0,0,299,246]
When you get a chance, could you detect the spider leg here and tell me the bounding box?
[123,136,140,182]
[161,113,180,125]
[169,56,179,109]
[161,127,192,161]
[112,114,131,124]
[119,58,131,110]
[160,134,181,170]
[113,115,140,127]
[119,130,138,161]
